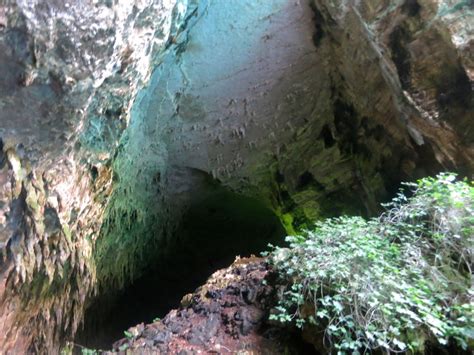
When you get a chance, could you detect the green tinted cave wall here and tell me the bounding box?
[91,0,388,291]
[90,0,473,298]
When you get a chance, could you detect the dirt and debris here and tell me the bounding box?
[108,256,317,354]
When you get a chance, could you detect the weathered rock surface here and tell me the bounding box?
[107,254,472,355]
[108,257,313,354]
[0,0,472,352]
[0,0,186,352]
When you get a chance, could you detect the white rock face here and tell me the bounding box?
[1,0,181,160]
[99,0,332,276]
[0,0,472,352]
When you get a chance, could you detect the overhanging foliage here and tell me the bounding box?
[268,173,473,353]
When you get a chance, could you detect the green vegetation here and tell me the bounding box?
[60,342,99,355]
[124,330,134,339]
[268,173,473,353]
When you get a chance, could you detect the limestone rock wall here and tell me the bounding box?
[0,0,472,352]
[0,0,185,352]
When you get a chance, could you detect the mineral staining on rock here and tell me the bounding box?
[95,0,330,289]
[99,0,473,291]
[0,0,184,352]
[0,0,473,352]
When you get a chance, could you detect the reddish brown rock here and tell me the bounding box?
[108,257,314,354]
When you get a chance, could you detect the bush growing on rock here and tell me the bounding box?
[269,173,473,353]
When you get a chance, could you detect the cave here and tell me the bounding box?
[0,0,473,353]
[76,187,286,349]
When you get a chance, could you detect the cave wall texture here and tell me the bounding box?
[0,0,472,352]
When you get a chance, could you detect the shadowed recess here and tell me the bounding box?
[76,189,285,349]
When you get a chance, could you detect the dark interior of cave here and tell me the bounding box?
[75,189,286,349]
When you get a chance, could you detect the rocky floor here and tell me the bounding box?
[107,257,317,354]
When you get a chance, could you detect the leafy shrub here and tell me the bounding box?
[268,173,473,353]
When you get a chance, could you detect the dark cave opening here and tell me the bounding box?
[75,190,286,350]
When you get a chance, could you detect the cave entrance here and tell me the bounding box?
[75,190,286,349]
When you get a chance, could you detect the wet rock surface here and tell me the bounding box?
[0,0,472,352]
[0,1,185,352]
[109,257,315,354]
